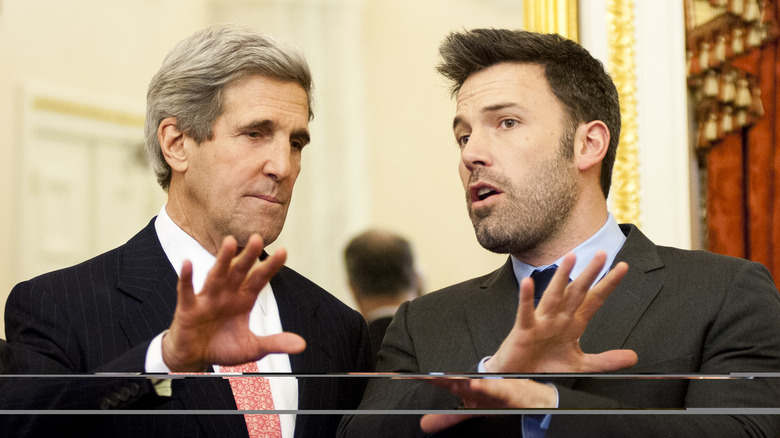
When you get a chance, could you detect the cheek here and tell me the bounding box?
[458,161,470,187]
[289,160,302,186]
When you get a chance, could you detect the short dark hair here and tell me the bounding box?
[437,28,621,198]
[344,230,416,298]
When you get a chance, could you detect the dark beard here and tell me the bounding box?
[467,153,577,255]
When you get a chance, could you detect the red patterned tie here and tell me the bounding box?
[222,361,283,438]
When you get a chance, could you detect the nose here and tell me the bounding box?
[262,136,293,181]
[460,130,492,171]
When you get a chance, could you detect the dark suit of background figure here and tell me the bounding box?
[2,218,372,438]
[367,316,393,364]
[339,225,780,438]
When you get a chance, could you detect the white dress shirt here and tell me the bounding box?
[145,205,297,438]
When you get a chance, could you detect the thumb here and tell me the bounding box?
[583,349,638,372]
[253,332,307,358]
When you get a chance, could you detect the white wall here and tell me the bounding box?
[0,0,695,339]
[0,0,212,337]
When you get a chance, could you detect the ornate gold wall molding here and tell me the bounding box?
[606,0,641,226]
[523,0,579,42]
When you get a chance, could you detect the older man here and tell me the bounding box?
[2,24,371,438]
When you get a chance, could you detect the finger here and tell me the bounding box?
[423,377,471,395]
[569,251,607,291]
[242,247,287,293]
[577,261,628,322]
[561,251,608,315]
[517,277,536,330]
[232,234,265,274]
[420,413,477,434]
[474,378,557,408]
[470,379,521,406]
[581,349,638,372]
[535,253,577,314]
[176,259,196,308]
[210,236,239,278]
[251,332,306,358]
[456,379,512,407]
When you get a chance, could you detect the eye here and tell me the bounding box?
[500,119,518,129]
[291,140,305,151]
[245,131,262,139]
[456,135,470,148]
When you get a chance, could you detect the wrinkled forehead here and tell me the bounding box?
[221,75,310,125]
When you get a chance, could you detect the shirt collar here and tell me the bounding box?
[154,205,270,315]
[510,213,626,285]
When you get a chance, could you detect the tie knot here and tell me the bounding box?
[530,265,558,306]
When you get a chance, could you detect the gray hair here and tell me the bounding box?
[144,23,314,190]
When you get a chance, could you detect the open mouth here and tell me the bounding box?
[477,187,498,201]
[470,184,502,203]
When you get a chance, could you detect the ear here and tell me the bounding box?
[158,117,188,173]
[574,120,610,172]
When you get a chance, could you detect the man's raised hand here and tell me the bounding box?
[162,234,305,372]
[485,251,637,373]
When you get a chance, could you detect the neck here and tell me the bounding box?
[512,194,608,267]
[356,289,417,320]
[165,187,222,256]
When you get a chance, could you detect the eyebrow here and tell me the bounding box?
[239,120,311,145]
[291,128,311,146]
[452,102,521,130]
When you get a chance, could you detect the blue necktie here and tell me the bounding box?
[530,265,558,307]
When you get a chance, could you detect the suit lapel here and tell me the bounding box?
[114,219,247,437]
[116,219,179,346]
[272,266,321,373]
[457,226,666,363]
[269,267,323,437]
[463,258,519,360]
[580,224,665,353]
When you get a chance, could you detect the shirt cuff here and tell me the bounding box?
[145,330,171,373]
[477,356,496,374]
[145,331,174,397]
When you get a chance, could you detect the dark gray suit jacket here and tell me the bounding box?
[338,225,780,437]
[1,218,372,438]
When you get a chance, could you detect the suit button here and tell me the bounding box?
[118,386,132,402]
[100,394,120,410]
[128,381,140,397]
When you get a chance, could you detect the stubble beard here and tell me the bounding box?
[468,152,578,255]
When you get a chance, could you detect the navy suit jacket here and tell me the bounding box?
[1,218,372,437]
[338,225,780,438]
